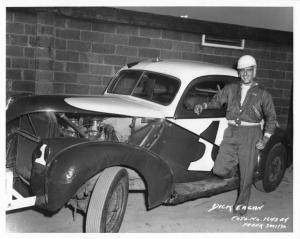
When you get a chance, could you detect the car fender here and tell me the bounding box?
[43,141,174,212]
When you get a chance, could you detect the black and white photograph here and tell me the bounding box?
[3,0,298,236]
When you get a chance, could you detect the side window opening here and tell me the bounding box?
[183,81,225,110]
[175,75,238,119]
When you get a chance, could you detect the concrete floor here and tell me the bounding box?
[6,166,293,233]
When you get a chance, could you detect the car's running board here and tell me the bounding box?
[165,176,239,205]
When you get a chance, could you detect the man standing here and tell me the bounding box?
[194,55,277,215]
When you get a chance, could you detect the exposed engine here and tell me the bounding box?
[57,113,148,143]
[57,113,120,142]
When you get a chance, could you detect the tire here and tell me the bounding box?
[254,143,287,192]
[86,167,129,233]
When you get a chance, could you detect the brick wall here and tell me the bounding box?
[6,9,293,128]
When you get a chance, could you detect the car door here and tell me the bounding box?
[169,75,238,171]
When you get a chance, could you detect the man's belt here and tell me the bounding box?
[228,120,261,126]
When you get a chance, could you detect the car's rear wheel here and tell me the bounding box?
[254,143,287,192]
[86,167,129,233]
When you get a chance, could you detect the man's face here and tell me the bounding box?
[238,66,256,85]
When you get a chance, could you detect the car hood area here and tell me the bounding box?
[64,95,165,118]
[6,94,166,121]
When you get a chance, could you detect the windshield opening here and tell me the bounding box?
[107,70,180,105]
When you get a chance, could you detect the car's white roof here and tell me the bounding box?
[103,59,240,118]
[129,59,238,83]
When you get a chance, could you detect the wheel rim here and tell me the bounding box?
[268,155,282,182]
[105,181,125,232]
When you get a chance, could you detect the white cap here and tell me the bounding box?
[237,55,257,69]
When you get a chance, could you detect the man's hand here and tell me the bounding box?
[256,136,270,150]
[194,104,204,115]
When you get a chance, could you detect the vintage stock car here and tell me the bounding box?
[6,59,292,232]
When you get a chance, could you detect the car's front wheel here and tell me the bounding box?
[86,167,129,233]
[254,143,287,192]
